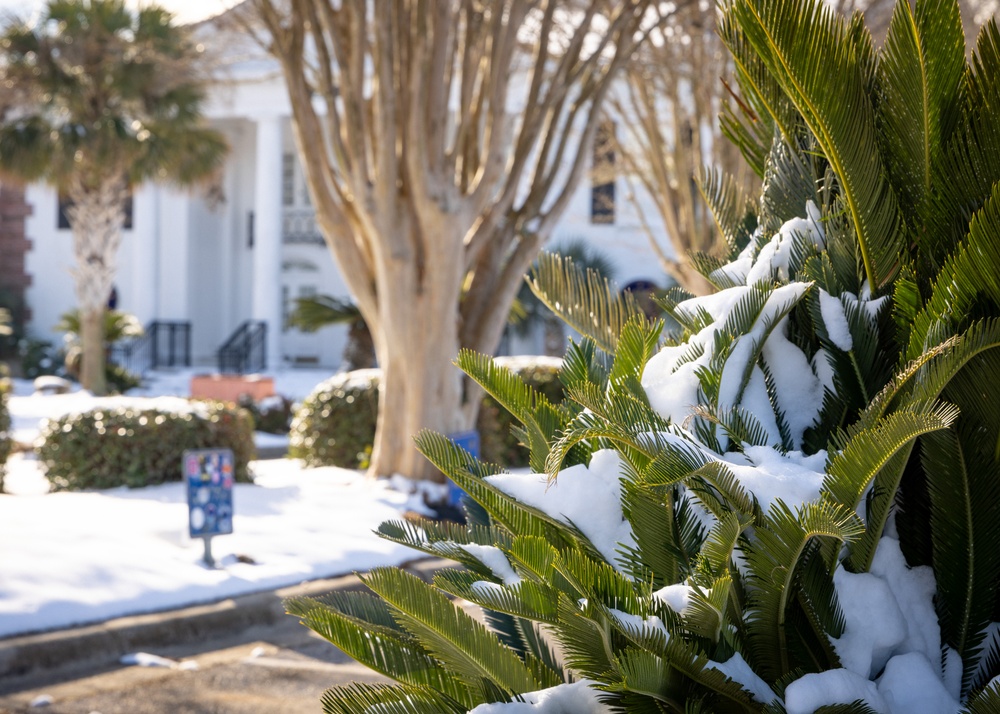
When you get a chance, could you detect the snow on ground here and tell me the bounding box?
[0,367,420,639]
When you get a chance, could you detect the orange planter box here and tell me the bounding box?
[190,374,275,403]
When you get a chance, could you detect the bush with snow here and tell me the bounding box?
[288,357,564,470]
[37,400,255,490]
[285,0,1000,711]
[0,375,10,493]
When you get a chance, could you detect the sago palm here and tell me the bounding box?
[283,0,1000,711]
[0,0,227,394]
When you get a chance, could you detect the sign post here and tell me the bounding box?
[184,449,235,567]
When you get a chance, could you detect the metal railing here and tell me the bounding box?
[282,207,325,245]
[217,320,267,374]
[109,321,191,375]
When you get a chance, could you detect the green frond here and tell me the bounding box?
[287,295,362,332]
[618,479,686,587]
[922,426,1000,696]
[456,350,566,473]
[528,252,646,354]
[699,166,759,256]
[876,0,966,235]
[414,430,575,547]
[432,569,560,626]
[561,338,610,394]
[813,703,881,714]
[285,593,473,707]
[695,512,755,582]
[908,182,1000,360]
[361,567,544,698]
[723,0,904,291]
[556,548,644,614]
[692,404,781,452]
[609,316,664,389]
[744,499,863,681]
[822,400,957,513]
[375,518,512,575]
[756,132,824,238]
[552,594,618,680]
[320,681,465,714]
[963,680,1000,714]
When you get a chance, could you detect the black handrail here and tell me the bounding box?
[217,320,267,374]
[109,321,191,375]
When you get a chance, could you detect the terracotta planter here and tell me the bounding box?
[190,374,275,403]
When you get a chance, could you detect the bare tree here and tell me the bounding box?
[248,0,657,480]
[607,2,758,297]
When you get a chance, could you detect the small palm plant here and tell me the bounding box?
[0,0,227,395]
[285,0,1000,711]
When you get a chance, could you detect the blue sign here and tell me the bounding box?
[184,449,235,539]
[447,430,480,507]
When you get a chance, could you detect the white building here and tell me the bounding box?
[18,23,668,372]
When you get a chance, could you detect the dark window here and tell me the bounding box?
[591,121,616,225]
[58,193,133,230]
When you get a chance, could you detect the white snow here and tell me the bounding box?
[468,680,608,713]
[461,544,522,586]
[725,447,827,513]
[785,668,888,714]
[819,289,854,352]
[877,652,961,714]
[486,449,636,568]
[706,652,777,705]
[652,583,693,615]
[0,368,420,639]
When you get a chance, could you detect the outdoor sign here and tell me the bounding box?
[184,448,234,566]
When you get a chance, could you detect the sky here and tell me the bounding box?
[0,0,239,25]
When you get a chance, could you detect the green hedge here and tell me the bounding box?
[288,358,564,470]
[36,401,256,491]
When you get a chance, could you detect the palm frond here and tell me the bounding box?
[744,499,863,682]
[723,0,904,291]
[922,426,1000,696]
[285,594,473,707]
[699,166,759,256]
[528,252,646,354]
[320,681,465,714]
[361,567,544,698]
[876,0,966,239]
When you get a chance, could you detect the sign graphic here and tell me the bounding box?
[184,449,234,539]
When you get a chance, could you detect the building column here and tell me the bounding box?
[252,115,284,370]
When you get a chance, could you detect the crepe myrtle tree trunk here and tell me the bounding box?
[66,177,128,396]
[252,0,658,480]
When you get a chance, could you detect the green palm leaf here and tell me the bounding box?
[723,0,905,291]
[876,0,966,238]
[361,567,543,699]
[527,252,645,354]
[319,681,464,714]
[922,426,1000,695]
[285,593,474,708]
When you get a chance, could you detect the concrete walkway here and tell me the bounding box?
[0,558,449,698]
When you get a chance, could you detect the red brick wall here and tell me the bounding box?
[0,183,32,321]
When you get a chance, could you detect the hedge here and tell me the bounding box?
[288,357,564,469]
[36,401,256,491]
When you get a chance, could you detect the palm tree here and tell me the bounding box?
[0,0,227,394]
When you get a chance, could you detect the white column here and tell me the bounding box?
[130,183,159,324]
[252,115,284,370]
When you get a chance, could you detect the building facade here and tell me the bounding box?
[20,38,668,371]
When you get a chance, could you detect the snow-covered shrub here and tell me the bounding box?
[37,401,255,490]
[285,0,1000,711]
[238,393,296,435]
[288,369,380,469]
[289,358,564,470]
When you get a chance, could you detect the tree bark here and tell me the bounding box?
[79,307,107,396]
[66,176,127,396]
[251,0,655,481]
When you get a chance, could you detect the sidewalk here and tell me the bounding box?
[0,557,450,695]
